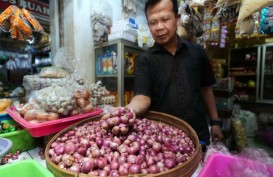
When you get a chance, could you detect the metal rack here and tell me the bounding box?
[94,39,144,106]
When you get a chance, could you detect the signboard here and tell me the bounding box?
[0,0,49,23]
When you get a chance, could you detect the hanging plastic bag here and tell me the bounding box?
[52,47,77,74]
[239,15,255,35]
[90,0,113,45]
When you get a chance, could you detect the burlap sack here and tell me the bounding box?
[239,15,255,35]
[237,0,273,23]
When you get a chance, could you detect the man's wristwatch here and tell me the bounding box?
[209,120,223,127]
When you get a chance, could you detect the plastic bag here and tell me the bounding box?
[39,66,70,78]
[239,15,255,35]
[52,47,77,74]
[34,85,76,116]
[229,148,273,177]
[203,142,230,164]
[234,107,258,137]
[0,99,12,112]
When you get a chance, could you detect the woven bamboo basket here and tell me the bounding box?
[45,111,201,177]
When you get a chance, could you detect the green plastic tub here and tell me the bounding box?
[0,120,36,153]
[0,159,54,177]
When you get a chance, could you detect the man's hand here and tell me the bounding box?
[211,125,224,142]
[101,107,136,120]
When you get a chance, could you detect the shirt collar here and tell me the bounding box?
[150,35,186,53]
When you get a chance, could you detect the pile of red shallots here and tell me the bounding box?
[48,107,195,176]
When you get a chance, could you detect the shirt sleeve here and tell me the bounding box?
[199,45,216,87]
[134,53,152,97]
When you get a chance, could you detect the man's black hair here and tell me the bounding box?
[144,0,178,17]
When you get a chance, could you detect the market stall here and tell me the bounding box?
[0,0,273,177]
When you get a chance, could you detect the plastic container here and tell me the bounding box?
[45,111,201,177]
[198,153,273,177]
[0,159,54,177]
[0,119,36,153]
[0,138,12,159]
[0,112,11,121]
[6,106,103,137]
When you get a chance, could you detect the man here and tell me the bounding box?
[130,0,224,145]
[107,0,224,145]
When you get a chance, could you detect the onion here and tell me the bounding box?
[135,155,145,164]
[81,89,91,99]
[152,142,161,153]
[70,163,80,173]
[78,146,87,156]
[107,118,115,127]
[81,160,94,173]
[103,165,111,175]
[120,114,129,123]
[129,164,141,174]
[64,143,76,154]
[112,116,121,126]
[109,170,119,177]
[110,161,119,170]
[109,142,118,151]
[127,134,137,142]
[88,170,99,176]
[120,126,129,135]
[48,149,55,157]
[99,170,108,177]
[96,138,103,147]
[118,144,128,154]
[118,165,129,176]
[118,155,127,164]
[50,142,58,148]
[92,148,100,158]
[110,108,123,117]
[82,104,93,113]
[101,121,109,130]
[112,126,120,135]
[128,146,138,155]
[97,158,107,169]
[164,158,176,169]
[54,145,64,155]
[141,168,148,174]
[128,118,135,126]
[127,155,136,164]
[148,164,159,174]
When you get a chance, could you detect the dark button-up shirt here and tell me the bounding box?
[134,37,216,143]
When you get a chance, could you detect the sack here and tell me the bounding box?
[239,15,255,35]
[237,0,273,23]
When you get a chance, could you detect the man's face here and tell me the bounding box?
[146,0,179,46]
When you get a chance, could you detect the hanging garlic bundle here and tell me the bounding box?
[122,0,137,18]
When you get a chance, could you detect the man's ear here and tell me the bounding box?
[176,14,181,26]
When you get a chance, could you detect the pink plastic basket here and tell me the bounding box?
[6,106,103,137]
[198,153,273,177]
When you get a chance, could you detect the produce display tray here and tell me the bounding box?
[0,159,54,177]
[6,106,103,137]
[198,153,273,177]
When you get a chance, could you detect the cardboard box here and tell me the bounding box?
[111,24,138,35]
[108,31,136,43]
